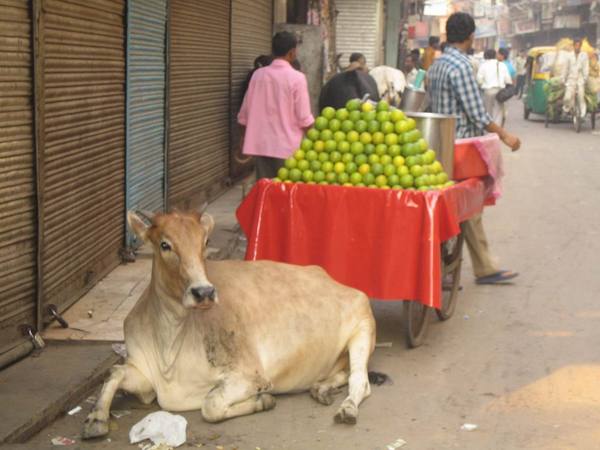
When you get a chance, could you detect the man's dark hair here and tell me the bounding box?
[272,31,297,57]
[498,47,509,59]
[467,48,475,56]
[429,36,440,47]
[349,52,365,63]
[446,12,476,44]
[484,49,496,60]
[254,55,273,69]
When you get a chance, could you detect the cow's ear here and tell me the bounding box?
[127,211,149,242]
[200,214,215,239]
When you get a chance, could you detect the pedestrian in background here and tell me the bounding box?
[421,36,440,70]
[347,52,368,72]
[515,50,527,98]
[404,54,419,86]
[477,49,512,125]
[238,32,314,179]
[498,48,516,82]
[428,12,521,285]
[563,37,589,118]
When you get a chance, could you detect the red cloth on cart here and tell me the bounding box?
[236,179,491,309]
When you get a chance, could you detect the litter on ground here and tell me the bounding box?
[130,411,187,447]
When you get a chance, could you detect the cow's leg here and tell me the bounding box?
[311,370,349,405]
[335,321,374,425]
[82,363,154,439]
[201,373,275,423]
[311,354,349,405]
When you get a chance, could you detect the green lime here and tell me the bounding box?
[321,106,336,120]
[367,120,380,133]
[325,140,337,152]
[355,154,368,165]
[277,167,289,180]
[341,120,354,133]
[376,100,390,112]
[310,160,321,171]
[336,108,349,121]
[355,120,368,133]
[400,174,414,188]
[315,116,328,130]
[345,162,358,174]
[351,141,364,155]
[350,172,362,185]
[349,110,362,122]
[297,160,310,171]
[301,139,313,151]
[338,141,351,153]
[289,168,302,182]
[333,131,346,142]
[307,128,320,140]
[346,99,361,111]
[313,171,325,183]
[347,130,359,143]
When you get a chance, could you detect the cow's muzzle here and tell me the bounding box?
[190,285,217,303]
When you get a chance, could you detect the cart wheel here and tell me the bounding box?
[436,233,465,321]
[403,301,430,348]
[524,106,531,120]
[544,111,550,128]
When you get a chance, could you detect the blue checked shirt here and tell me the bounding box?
[428,46,492,138]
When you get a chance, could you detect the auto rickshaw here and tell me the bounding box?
[523,46,555,120]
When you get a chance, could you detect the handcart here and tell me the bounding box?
[236,137,496,348]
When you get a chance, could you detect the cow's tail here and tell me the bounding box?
[368,371,392,386]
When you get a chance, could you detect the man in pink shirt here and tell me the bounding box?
[238,31,314,179]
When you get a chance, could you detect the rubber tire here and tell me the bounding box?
[524,106,531,120]
[403,301,430,349]
[436,233,465,321]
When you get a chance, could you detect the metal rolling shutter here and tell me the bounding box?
[230,0,272,179]
[167,0,231,208]
[336,0,380,68]
[0,0,37,352]
[41,0,125,313]
[126,0,166,245]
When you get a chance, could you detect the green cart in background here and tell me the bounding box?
[523,46,554,120]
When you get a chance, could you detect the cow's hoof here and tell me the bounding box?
[82,417,109,439]
[334,399,357,425]
[260,393,276,411]
[310,386,335,406]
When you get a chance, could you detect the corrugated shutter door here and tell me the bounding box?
[230,0,272,178]
[42,0,125,312]
[168,0,231,208]
[126,0,166,244]
[0,0,36,350]
[336,0,379,68]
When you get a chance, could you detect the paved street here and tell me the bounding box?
[26,100,600,450]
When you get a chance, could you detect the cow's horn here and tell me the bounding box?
[199,202,209,214]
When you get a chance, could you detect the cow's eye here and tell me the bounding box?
[160,241,171,251]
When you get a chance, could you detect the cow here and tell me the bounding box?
[82,210,377,439]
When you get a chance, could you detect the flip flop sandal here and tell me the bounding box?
[476,270,519,285]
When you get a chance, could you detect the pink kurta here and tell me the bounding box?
[238,59,314,159]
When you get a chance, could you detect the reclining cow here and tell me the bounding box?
[82,210,376,439]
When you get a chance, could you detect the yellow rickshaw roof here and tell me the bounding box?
[527,46,556,57]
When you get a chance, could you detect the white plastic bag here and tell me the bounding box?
[129,411,187,447]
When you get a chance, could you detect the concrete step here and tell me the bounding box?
[0,341,121,444]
